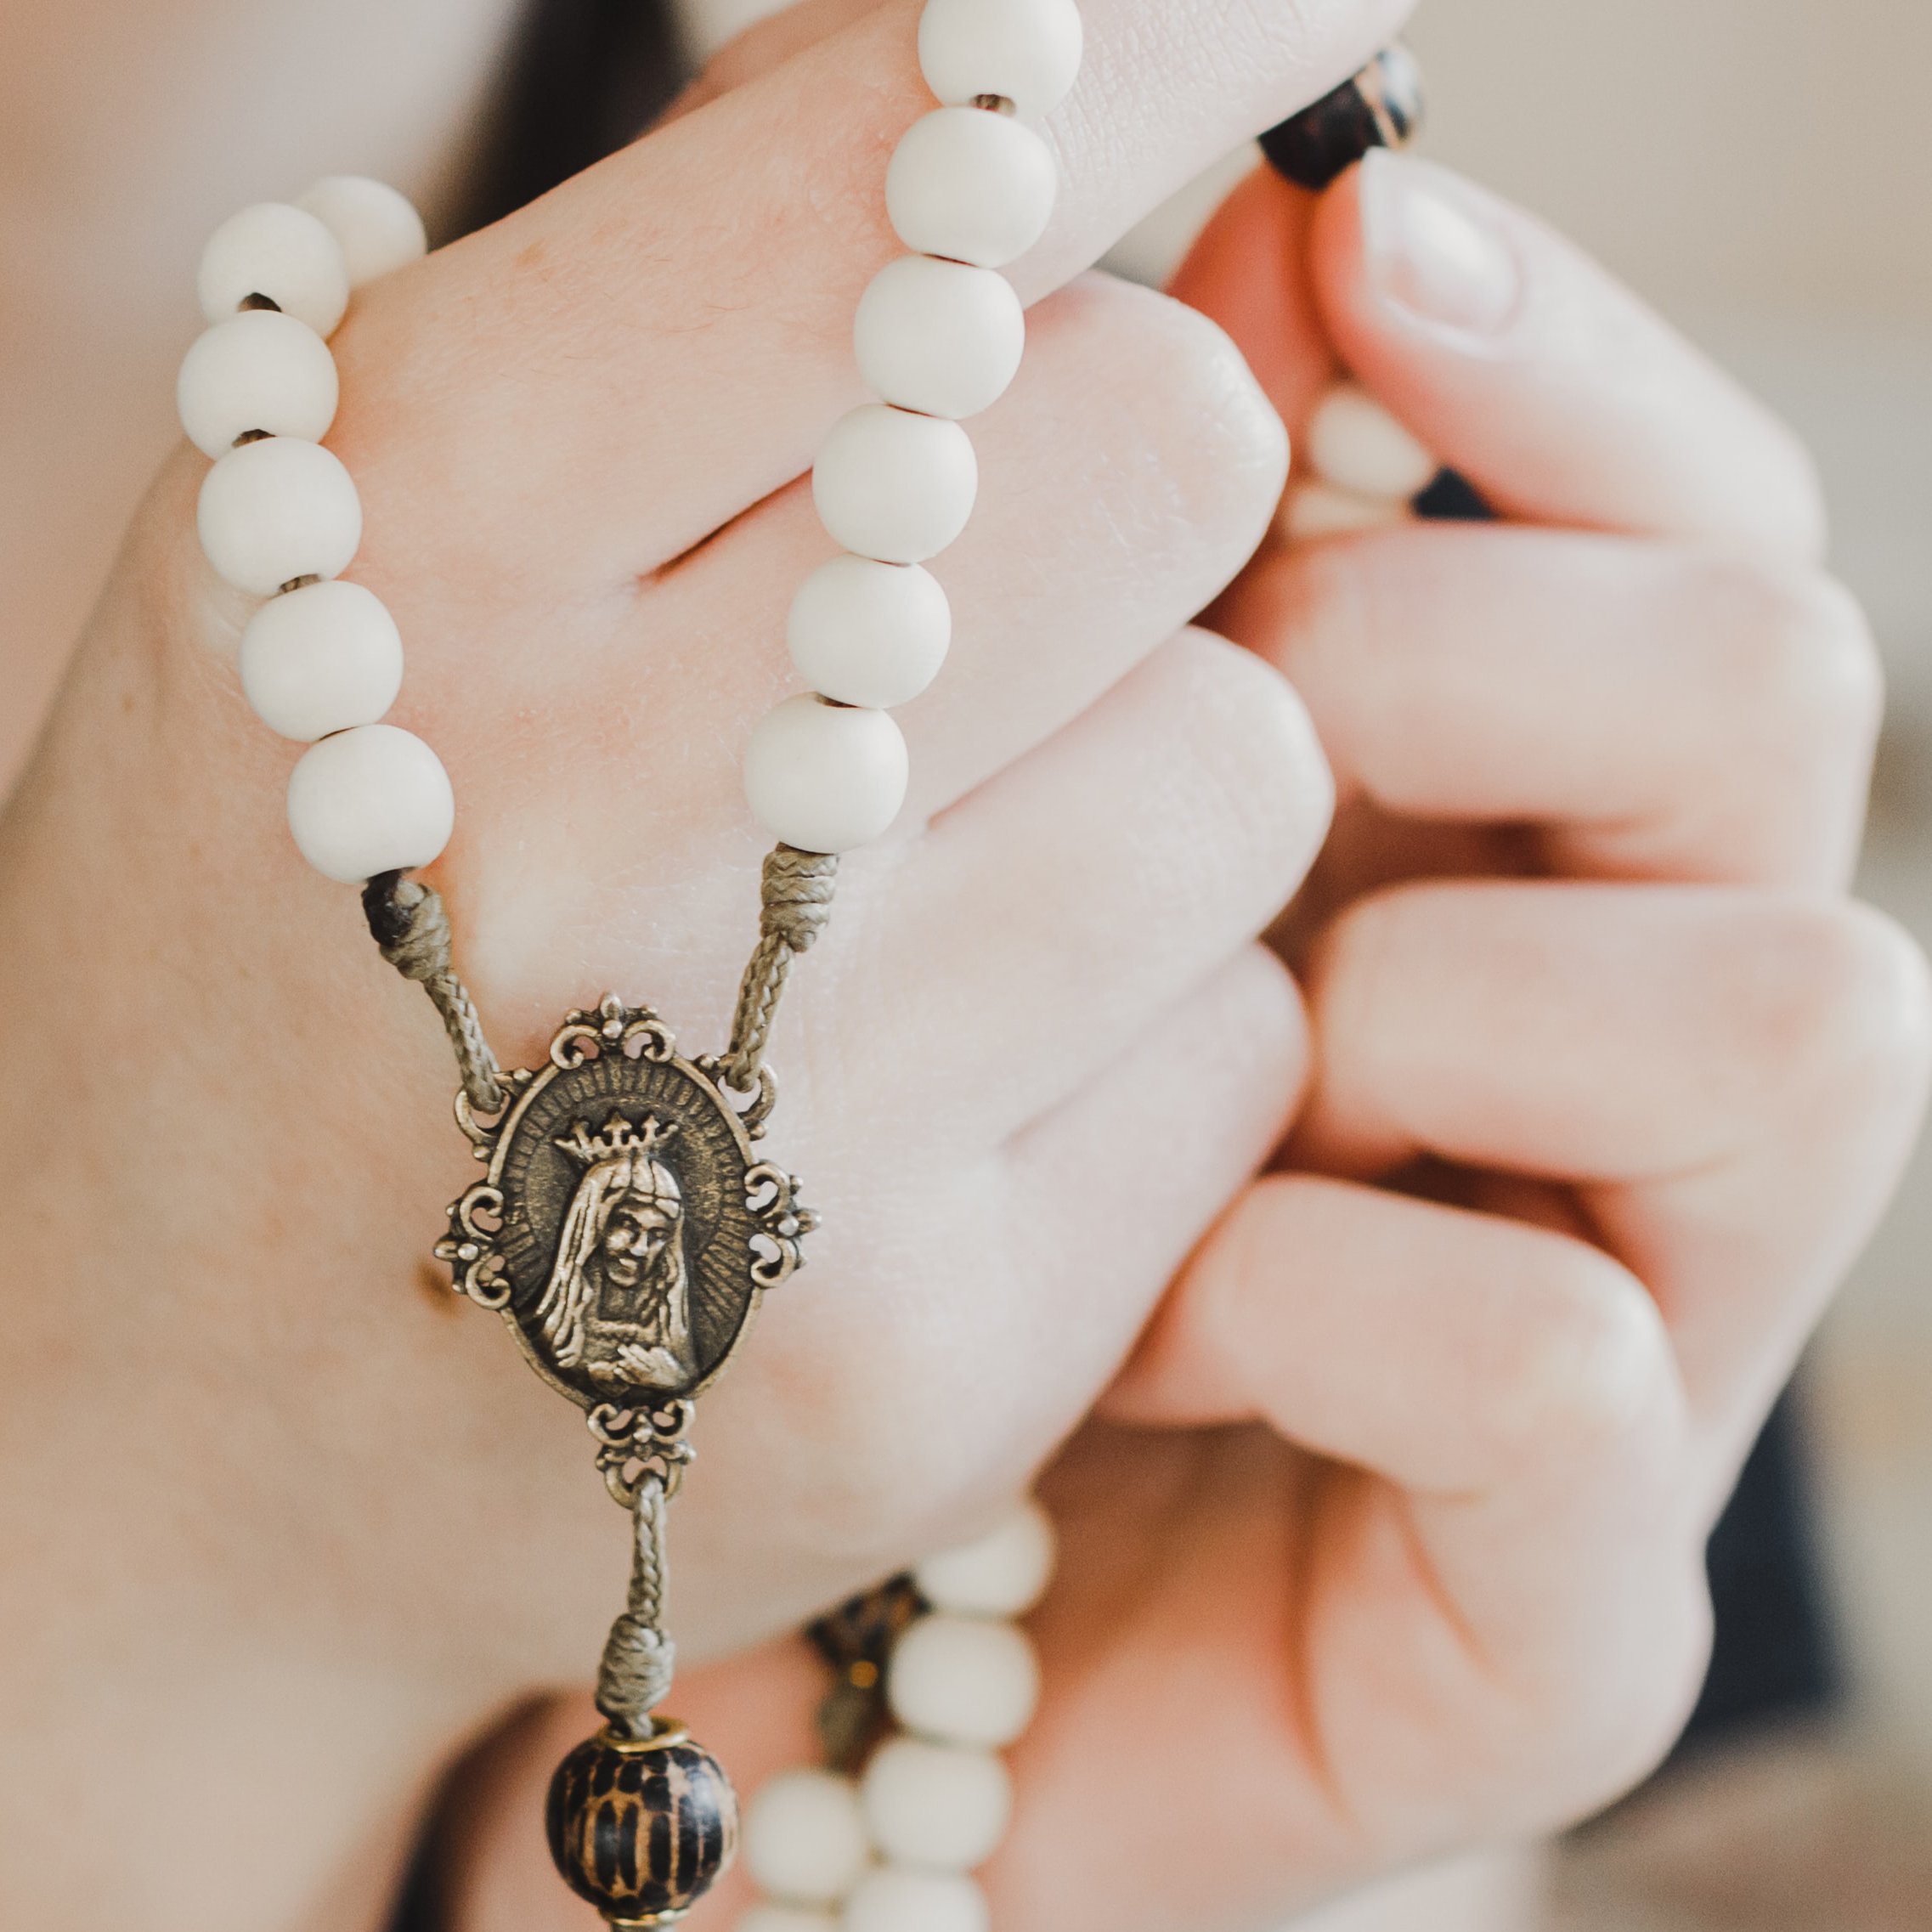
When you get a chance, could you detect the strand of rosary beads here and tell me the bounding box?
[739,0,1084,854]
[738,1500,1056,1932]
[184,181,453,894]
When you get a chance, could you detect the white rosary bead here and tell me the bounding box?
[887,1613,1040,1749]
[843,1867,989,1932]
[885,109,1057,269]
[1279,480,1409,543]
[914,1500,1056,1618]
[196,201,350,337]
[742,1768,872,1907]
[239,579,404,741]
[196,435,363,597]
[744,695,910,853]
[285,723,454,883]
[813,406,978,566]
[861,1737,1012,1872]
[177,308,340,458]
[737,1908,841,1932]
[918,0,1084,121]
[855,257,1025,421]
[296,175,429,287]
[788,556,951,710]
[1305,381,1438,502]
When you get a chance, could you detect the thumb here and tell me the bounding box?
[1166,164,1339,449]
[1173,151,1823,557]
[1311,150,1823,553]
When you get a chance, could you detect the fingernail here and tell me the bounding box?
[1359,149,1521,338]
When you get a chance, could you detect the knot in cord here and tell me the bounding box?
[595,1477,676,1737]
[760,845,839,952]
[362,871,452,983]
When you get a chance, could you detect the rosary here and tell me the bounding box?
[177,23,1424,1930]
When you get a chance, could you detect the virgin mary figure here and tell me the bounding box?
[535,1113,700,1393]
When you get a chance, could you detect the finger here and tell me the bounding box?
[668,0,884,117]
[1110,1174,1676,1498]
[636,274,1289,829]
[697,937,1308,1628]
[1217,521,1882,890]
[427,276,1288,1025]
[1094,1176,1710,1833]
[825,630,1330,1147]
[1000,942,1310,1387]
[1175,156,1824,553]
[326,0,1414,576]
[1296,880,1932,1461]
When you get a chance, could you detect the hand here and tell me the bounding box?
[1020,156,1926,1926]
[415,152,1932,1932]
[0,0,1412,1924]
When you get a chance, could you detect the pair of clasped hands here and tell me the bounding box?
[3,0,1929,1925]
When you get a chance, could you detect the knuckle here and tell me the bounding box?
[1488,1244,1677,1468]
[1698,556,1884,771]
[1053,277,1290,562]
[1737,899,1932,1110]
[1160,628,1336,905]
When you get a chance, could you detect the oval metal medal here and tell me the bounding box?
[438,996,811,1414]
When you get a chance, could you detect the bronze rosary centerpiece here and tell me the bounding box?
[368,845,836,1926]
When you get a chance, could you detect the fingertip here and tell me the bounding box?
[1307,153,1830,558]
[1167,164,1339,444]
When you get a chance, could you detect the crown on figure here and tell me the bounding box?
[554,1111,679,1167]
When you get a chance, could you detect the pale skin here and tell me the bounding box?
[0,3,1927,1931]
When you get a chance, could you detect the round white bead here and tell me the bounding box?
[296,176,428,287]
[239,579,404,741]
[743,695,909,855]
[885,109,1057,270]
[742,1769,871,1907]
[176,309,340,458]
[1279,481,1409,543]
[843,1867,988,1932]
[737,1909,841,1932]
[196,202,350,337]
[918,0,1084,121]
[813,406,978,565]
[1305,382,1438,502]
[887,1614,1039,1749]
[286,725,454,884]
[861,1738,1012,1873]
[788,556,951,710]
[196,436,363,597]
[914,1500,1056,1618]
[854,257,1025,421]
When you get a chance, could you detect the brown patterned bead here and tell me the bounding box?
[545,1720,737,1926]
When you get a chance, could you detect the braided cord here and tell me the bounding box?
[361,871,506,1114]
[595,1476,676,1737]
[721,845,840,1091]
[365,846,834,1112]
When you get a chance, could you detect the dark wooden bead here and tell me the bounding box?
[545,1721,737,1927]
[1259,43,1425,192]
[807,1573,925,1773]
[1412,467,1497,523]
